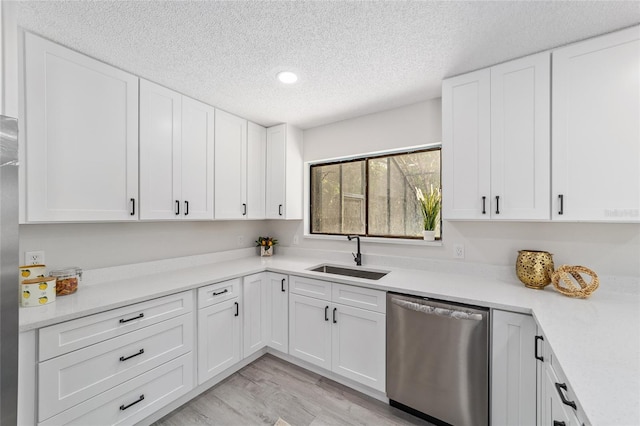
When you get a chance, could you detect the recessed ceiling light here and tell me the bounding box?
[277,71,298,84]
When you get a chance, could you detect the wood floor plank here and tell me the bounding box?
[152,354,433,426]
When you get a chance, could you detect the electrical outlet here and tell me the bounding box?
[237,236,245,247]
[453,244,465,259]
[292,235,299,245]
[25,251,45,265]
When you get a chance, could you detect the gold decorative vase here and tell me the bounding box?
[516,250,555,289]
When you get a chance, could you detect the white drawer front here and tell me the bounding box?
[197,278,241,309]
[38,313,193,422]
[290,276,332,301]
[39,353,193,426]
[331,283,386,313]
[39,291,193,361]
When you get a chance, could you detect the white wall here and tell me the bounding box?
[274,99,640,278]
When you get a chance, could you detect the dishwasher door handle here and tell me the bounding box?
[391,297,485,321]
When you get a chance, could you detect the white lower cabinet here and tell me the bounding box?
[197,289,241,384]
[267,273,289,352]
[243,272,270,357]
[288,276,386,392]
[491,310,537,426]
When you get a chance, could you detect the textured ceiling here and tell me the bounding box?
[14,1,640,129]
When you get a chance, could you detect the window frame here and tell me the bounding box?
[308,145,442,241]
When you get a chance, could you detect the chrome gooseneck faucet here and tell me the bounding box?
[347,235,362,266]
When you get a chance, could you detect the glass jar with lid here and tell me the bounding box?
[50,267,82,296]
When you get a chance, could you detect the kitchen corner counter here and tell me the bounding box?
[19,254,640,426]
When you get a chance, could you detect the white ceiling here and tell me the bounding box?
[14,1,640,130]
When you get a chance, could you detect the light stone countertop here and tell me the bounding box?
[19,253,640,426]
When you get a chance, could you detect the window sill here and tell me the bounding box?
[303,233,443,247]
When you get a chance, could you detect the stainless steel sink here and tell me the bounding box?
[308,264,389,280]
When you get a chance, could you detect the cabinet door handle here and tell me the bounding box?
[184,200,189,216]
[495,196,500,215]
[558,194,564,215]
[242,203,247,216]
[175,200,180,215]
[278,204,283,216]
[535,335,544,362]
[119,348,144,362]
[324,306,329,321]
[482,196,486,215]
[234,301,239,317]
[553,422,566,426]
[120,394,145,411]
[333,307,337,324]
[212,289,228,296]
[119,313,144,324]
[281,278,286,292]
[130,198,136,216]
[555,382,577,410]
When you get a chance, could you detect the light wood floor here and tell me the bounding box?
[153,354,433,426]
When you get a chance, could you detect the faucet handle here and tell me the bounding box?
[352,252,357,260]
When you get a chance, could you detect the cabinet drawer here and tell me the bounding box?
[39,353,193,426]
[290,276,332,300]
[547,347,587,425]
[197,278,240,308]
[332,283,385,313]
[38,313,193,422]
[39,291,193,361]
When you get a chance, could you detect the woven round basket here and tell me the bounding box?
[551,265,599,298]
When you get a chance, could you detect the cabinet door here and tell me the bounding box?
[197,299,240,384]
[139,79,182,220]
[331,304,385,392]
[442,69,491,220]
[214,109,247,219]
[288,294,331,370]
[265,124,286,218]
[247,122,266,219]
[491,53,550,220]
[552,25,640,222]
[491,310,537,426]
[267,273,288,353]
[23,32,139,222]
[542,364,579,426]
[243,273,269,358]
[181,97,214,219]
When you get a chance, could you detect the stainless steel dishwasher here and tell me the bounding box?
[386,292,489,426]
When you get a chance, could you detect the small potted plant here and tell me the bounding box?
[416,186,441,241]
[255,236,278,257]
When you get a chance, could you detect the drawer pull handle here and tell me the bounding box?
[212,289,228,296]
[175,200,180,215]
[119,313,144,324]
[184,200,189,216]
[333,307,337,324]
[553,422,566,426]
[555,382,577,410]
[130,198,136,216]
[278,204,283,216]
[242,203,247,216]
[120,394,145,411]
[324,306,329,321]
[558,194,564,215]
[495,195,500,215]
[534,335,544,362]
[481,196,486,214]
[281,278,286,292]
[119,348,144,362]
[235,301,239,317]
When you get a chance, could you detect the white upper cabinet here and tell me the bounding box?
[247,122,267,219]
[22,32,139,222]
[443,53,550,221]
[552,25,640,222]
[442,69,491,220]
[266,124,303,219]
[140,80,214,220]
[490,53,550,220]
[214,110,248,219]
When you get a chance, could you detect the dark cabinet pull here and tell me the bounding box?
[234,301,239,317]
[535,335,544,362]
[120,394,145,411]
[119,348,144,362]
[175,200,180,215]
[558,194,564,215]
[324,306,329,321]
[212,289,228,296]
[555,382,577,410]
[130,198,135,216]
[482,196,486,214]
[281,278,286,292]
[495,196,500,215]
[333,307,337,323]
[278,204,283,216]
[242,203,247,216]
[119,313,144,324]
[553,422,566,426]
[184,200,189,216]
